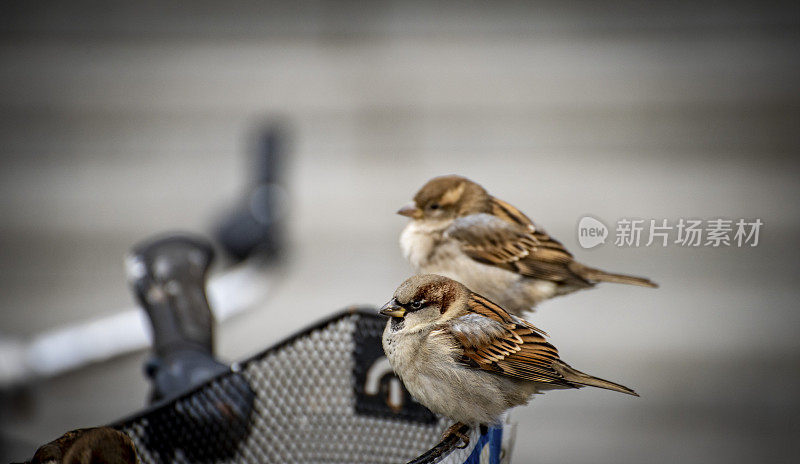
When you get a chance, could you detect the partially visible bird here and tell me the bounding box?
[398,175,657,315]
[28,427,138,464]
[380,274,638,446]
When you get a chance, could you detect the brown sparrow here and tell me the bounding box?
[380,274,638,446]
[28,427,138,464]
[398,175,657,315]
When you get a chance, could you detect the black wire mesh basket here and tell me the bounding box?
[110,308,509,464]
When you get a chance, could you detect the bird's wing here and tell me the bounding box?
[488,195,536,229]
[445,293,574,386]
[445,213,589,285]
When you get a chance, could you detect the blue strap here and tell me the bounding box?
[463,426,502,464]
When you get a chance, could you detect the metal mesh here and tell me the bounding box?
[111,309,496,464]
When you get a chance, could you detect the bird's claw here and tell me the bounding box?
[442,422,471,449]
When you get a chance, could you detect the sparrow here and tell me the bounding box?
[28,427,138,464]
[398,175,657,315]
[380,274,638,446]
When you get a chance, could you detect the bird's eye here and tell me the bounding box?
[410,300,423,309]
[429,203,440,210]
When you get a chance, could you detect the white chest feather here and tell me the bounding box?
[400,220,446,269]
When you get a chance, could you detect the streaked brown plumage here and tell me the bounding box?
[381,274,637,445]
[398,175,657,315]
[29,427,137,464]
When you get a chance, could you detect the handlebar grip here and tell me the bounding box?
[126,234,216,358]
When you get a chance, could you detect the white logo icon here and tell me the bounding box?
[577,216,608,249]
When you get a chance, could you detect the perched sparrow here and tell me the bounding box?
[380,274,637,446]
[398,175,657,315]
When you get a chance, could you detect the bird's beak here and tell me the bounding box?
[379,299,406,318]
[397,202,423,219]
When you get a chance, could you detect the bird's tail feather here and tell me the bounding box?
[554,362,639,397]
[570,263,658,288]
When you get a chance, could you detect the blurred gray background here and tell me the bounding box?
[1,1,799,463]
